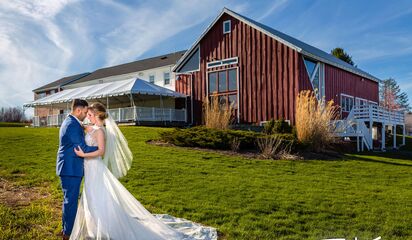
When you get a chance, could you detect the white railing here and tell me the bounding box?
[109,106,187,122]
[43,107,186,127]
[352,105,404,125]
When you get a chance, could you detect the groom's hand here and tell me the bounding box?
[74,145,85,157]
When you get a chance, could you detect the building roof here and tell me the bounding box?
[33,72,90,93]
[72,50,186,85]
[24,78,186,107]
[173,8,380,82]
[33,50,186,93]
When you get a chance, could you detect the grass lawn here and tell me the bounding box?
[0,127,411,240]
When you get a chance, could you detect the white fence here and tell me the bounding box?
[39,106,186,127]
[47,114,66,127]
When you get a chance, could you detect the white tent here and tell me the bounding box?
[24,78,186,107]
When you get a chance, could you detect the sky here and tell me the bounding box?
[1,0,412,114]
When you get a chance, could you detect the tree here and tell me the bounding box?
[0,107,26,122]
[379,78,410,112]
[331,47,355,66]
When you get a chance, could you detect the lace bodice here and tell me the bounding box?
[85,125,104,147]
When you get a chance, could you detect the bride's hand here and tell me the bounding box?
[74,146,85,157]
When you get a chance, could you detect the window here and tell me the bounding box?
[38,92,46,99]
[228,69,237,91]
[223,20,231,34]
[208,72,217,93]
[177,46,200,73]
[341,94,354,112]
[208,68,238,109]
[304,58,317,77]
[163,72,170,85]
[207,57,238,69]
[218,71,227,92]
[303,57,325,100]
[149,74,155,84]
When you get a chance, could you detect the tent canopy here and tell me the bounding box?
[24,78,187,107]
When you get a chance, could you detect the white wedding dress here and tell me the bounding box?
[70,126,217,240]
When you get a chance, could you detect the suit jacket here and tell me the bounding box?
[56,115,98,177]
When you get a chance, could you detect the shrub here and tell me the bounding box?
[263,119,292,134]
[159,126,296,151]
[203,96,234,130]
[0,122,27,127]
[295,90,339,152]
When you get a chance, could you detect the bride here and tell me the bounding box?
[71,103,207,240]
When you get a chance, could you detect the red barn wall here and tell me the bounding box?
[324,64,379,105]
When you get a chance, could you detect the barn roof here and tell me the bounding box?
[173,8,380,82]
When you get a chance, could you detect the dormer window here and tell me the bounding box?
[223,20,231,34]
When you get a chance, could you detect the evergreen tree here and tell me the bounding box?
[331,47,355,66]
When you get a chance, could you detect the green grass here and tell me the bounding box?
[0,127,411,240]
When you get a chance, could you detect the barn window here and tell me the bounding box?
[341,94,354,112]
[177,46,200,73]
[207,57,238,69]
[208,68,238,109]
[208,72,217,93]
[303,56,325,100]
[223,20,231,34]
[228,69,237,91]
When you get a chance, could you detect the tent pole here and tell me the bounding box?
[130,93,136,123]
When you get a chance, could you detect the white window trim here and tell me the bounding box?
[223,20,231,34]
[207,57,238,69]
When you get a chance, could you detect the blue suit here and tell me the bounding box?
[56,115,98,235]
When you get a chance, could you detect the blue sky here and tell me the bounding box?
[1,0,411,111]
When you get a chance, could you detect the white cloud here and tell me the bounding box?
[100,0,228,66]
[256,0,289,21]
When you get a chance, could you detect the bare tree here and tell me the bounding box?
[0,107,26,122]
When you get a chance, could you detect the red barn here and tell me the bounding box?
[173,8,380,125]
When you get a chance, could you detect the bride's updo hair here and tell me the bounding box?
[89,102,108,121]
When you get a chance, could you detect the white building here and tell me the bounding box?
[25,51,189,126]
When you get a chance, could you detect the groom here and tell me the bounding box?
[56,99,98,239]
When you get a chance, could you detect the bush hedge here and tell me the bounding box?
[0,122,27,127]
[159,126,296,151]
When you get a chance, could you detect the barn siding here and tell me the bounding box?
[324,64,379,105]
